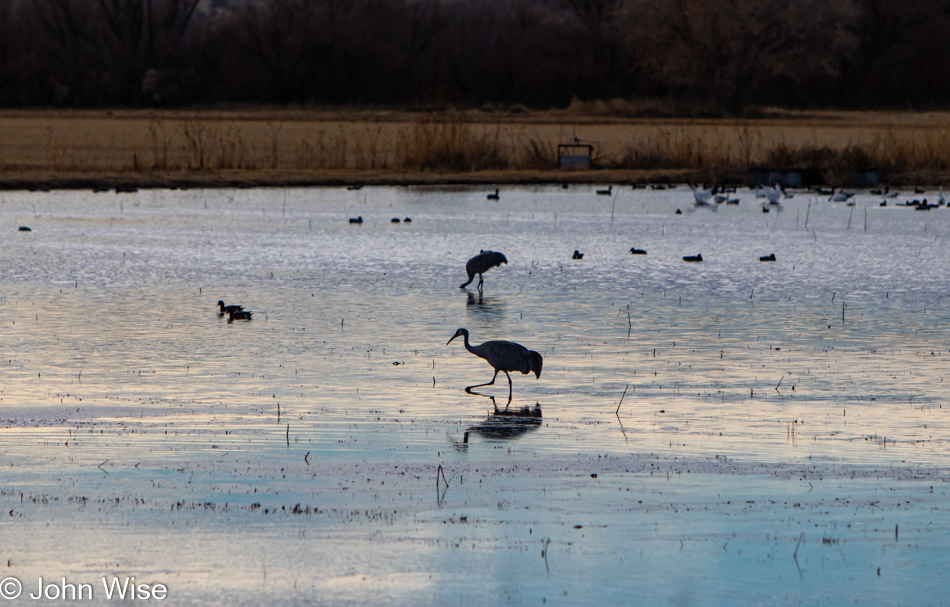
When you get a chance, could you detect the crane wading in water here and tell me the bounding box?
[446,328,542,399]
[459,251,507,290]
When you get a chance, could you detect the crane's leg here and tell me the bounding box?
[504,370,513,401]
[466,369,499,393]
[477,274,484,292]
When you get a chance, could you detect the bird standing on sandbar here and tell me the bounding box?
[446,328,542,400]
[460,250,508,290]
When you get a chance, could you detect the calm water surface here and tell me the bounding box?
[1,185,948,605]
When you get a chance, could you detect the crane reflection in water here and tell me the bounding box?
[451,394,542,450]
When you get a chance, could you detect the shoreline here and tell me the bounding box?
[2,168,948,191]
[0,168,716,192]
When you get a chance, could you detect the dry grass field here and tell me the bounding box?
[3,107,950,188]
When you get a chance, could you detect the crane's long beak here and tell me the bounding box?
[446,334,459,346]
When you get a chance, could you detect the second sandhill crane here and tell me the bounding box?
[459,250,508,290]
[447,328,542,400]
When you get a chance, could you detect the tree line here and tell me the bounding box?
[1,0,948,113]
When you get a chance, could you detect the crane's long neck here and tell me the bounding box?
[462,332,475,354]
[462,332,486,359]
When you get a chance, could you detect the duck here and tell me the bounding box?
[683,254,703,262]
[596,185,612,196]
[487,189,500,201]
[404,217,412,223]
[391,217,401,223]
[572,250,584,260]
[228,310,253,322]
[629,248,647,255]
[349,216,363,224]
[675,209,682,215]
[18,226,31,232]
[759,253,776,262]
[217,300,244,316]
[829,189,854,202]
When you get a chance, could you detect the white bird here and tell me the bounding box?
[447,328,543,400]
[690,184,714,205]
[759,184,786,205]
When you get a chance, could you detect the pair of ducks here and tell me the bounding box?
[217,300,253,322]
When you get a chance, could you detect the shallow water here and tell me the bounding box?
[1,185,948,605]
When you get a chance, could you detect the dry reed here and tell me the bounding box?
[5,112,950,183]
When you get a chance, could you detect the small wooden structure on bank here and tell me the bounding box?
[557,136,593,169]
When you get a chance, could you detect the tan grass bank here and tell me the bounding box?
[2,108,950,189]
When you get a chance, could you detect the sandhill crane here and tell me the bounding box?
[460,250,508,290]
[217,300,244,316]
[446,328,542,399]
[487,189,500,200]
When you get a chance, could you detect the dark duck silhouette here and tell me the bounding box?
[227,310,253,322]
[217,300,244,316]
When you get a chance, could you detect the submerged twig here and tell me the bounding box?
[437,464,449,491]
[793,531,805,558]
[616,384,629,414]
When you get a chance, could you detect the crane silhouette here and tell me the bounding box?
[446,328,542,400]
[459,250,508,290]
